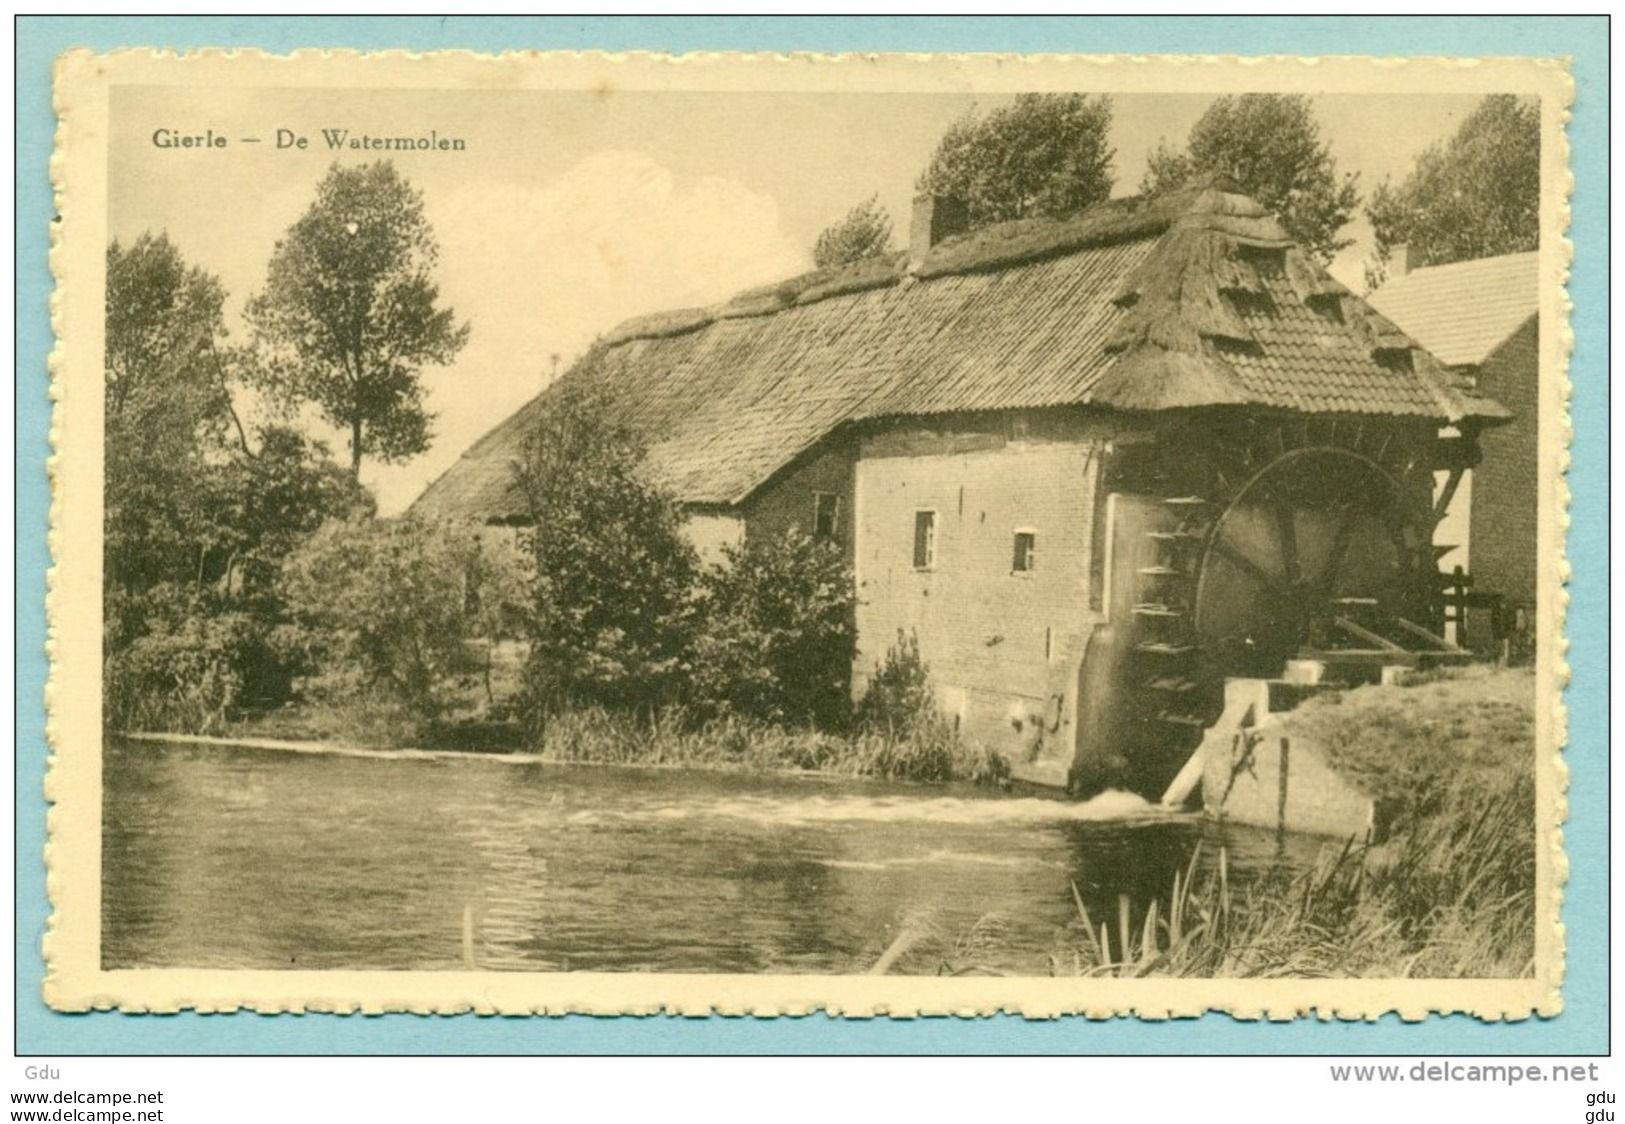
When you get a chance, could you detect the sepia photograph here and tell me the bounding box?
[43,49,1569,1018]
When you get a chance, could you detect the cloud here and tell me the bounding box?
[366,151,806,514]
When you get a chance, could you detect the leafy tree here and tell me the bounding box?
[105,232,234,441]
[919,93,1115,228]
[812,195,894,268]
[246,161,469,475]
[691,529,856,727]
[103,414,372,729]
[1140,94,1360,263]
[279,517,488,715]
[209,426,375,599]
[514,381,698,718]
[103,235,381,730]
[1365,95,1541,287]
[104,234,239,591]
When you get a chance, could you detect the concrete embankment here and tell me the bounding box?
[1187,678,1377,839]
[1168,665,1534,840]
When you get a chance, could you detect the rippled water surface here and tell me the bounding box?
[103,737,1323,974]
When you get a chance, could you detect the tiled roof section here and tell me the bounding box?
[1367,252,1539,367]
[1222,261,1461,417]
[412,190,1500,520]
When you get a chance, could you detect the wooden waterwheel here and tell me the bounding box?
[1073,415,1470,797]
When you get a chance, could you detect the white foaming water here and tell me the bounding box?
[816,849,1068,872]
[127,733,1184,827]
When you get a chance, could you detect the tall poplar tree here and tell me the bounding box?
[247,161,469,475]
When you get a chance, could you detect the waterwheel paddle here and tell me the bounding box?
[1073,419,1455,798]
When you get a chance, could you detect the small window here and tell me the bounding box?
[913,510,936,570]
[812,491,840,540]
[1012,531,1037,573]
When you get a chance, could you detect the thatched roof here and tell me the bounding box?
[412,185,1506,521]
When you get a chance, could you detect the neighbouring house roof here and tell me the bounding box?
[1367,251,1539,368]
[412,184,1506,521]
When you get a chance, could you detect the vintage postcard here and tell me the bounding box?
[46,49,1572,1018]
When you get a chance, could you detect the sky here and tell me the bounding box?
[110,87,1485,513]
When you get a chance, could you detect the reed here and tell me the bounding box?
[1044,667,1538,979]
[1058,782,1533,979]
[534,705,1011,786]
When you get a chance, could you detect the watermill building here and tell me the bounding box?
[413,183,1509,793]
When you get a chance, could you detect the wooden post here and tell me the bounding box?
[1452,566,1470,649]
[1118,894,1132,969]
[1140,899,1158,967]
[1276,737,1292,843]
[868,928,919,976]
[462,904,476,968]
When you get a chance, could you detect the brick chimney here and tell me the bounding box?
[909,192,968,271]
[1390,242,1423,278]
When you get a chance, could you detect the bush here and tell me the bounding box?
[515,381,698,720]
[279,516,512,716]
[103,584,279,733]
[812,195,894,268]
[856,630,938,737]
[854,630,1009,785]
[691,528,856,727]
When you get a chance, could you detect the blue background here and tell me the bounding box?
[15,15,1609,1056]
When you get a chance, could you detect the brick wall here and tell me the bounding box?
[740,435,856,564]
[681,438,855,565]
[1468,316,1539,609]
[852,410,1109,774]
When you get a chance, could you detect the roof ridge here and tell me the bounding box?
[410,185,1512,521]
[1378,250,1540,291]
[1405,249,1540,273]
[596,185,1264,350]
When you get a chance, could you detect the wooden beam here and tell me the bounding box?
[1430,435,1482,472]
[1393,616,1464,653]
[1300,647,1420,668]
[1333,616,1406,652]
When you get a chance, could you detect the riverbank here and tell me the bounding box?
[1150,665,1536,978]
[201,699,1013,787]
[880,665,1538,978]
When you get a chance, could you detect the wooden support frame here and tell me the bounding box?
[1433,464,1466,526]
[1393,616,1465,653]
[1300,647,1420,668]
[1333,616,1406,652]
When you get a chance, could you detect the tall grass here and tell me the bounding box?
[907,668,1538,979]
[895,785,1533,979]
[1028,779,1533,979]
[536,705,1010,785]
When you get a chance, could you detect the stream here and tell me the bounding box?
[103,736,1325,975]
